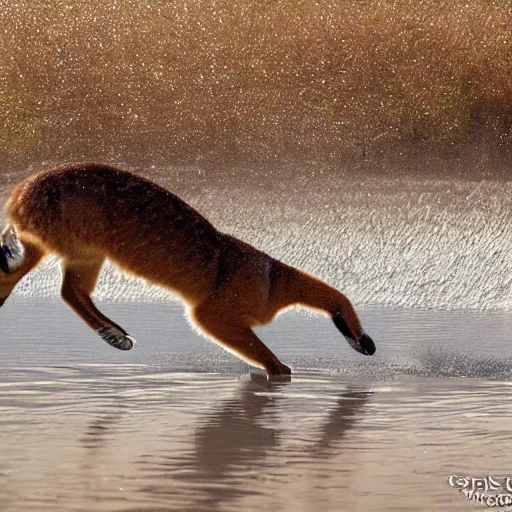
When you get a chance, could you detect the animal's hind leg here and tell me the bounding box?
[60,259,136,351]
[192,303,291,376]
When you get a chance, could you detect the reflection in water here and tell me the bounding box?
[179,377,282,511]
[129,376,370,511]
[313,389,371,455]
[80,409,127,451]
[1,368,512,512]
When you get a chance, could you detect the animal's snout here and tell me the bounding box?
[358,333,376,356]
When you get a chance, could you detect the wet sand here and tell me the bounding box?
[1,298,512,511]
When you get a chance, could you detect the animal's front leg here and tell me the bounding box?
[60,259,136,351]
[192,302,291,376]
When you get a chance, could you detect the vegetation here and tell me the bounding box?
[1,0,511,169]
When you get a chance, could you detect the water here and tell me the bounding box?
[1,297,512,511]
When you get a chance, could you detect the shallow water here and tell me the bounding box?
[1,297,512,511]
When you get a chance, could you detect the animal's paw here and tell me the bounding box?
[97,326,136,351]
[267,362,292,376]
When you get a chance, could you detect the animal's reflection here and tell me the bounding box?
[159,375,369,510]
[191,375,281,483]
[79,374,371,511]
[78,401,128,472]
[313,388,371,455]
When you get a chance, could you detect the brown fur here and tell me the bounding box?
[1,163,372,375]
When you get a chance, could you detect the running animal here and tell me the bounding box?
[0,163,375,375]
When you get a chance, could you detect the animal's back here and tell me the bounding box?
[6,163,225,300]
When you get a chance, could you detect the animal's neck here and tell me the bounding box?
[270,263,341,315]
[293,269,342,314]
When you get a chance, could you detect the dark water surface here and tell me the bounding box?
[1,297,512,511]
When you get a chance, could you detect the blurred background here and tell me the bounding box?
[1,0,511,172]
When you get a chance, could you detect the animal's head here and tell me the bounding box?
[332,310,376,356]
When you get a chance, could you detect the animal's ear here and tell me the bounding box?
[0,246,9,274]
